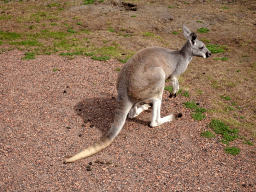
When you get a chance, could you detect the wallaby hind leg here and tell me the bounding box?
[128,103,151,118]
[150,96,175,127]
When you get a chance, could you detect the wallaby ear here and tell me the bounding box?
[189,32,197,45]
[183,25,191,39]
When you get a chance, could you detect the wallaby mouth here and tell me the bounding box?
[206,51,211,58]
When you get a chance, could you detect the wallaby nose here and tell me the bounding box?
[207,52,211,58]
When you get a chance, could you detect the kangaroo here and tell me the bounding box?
[65,25,211,163]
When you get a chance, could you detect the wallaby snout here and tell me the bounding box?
[206,51,211,58]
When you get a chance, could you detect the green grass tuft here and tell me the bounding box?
[214,57,228,61]
[201,39,210,43]
[107,28,115,32]
[209,119,239,144]
[0,31,22,40]
[22,52,35,60]
[197,27,210,33]
[118,57,130,63]
[143,32,155,37]
[200,131,215,138]
[114,68,121,71]
[183,101,198,110]
[9,40,43,46]
[83,0,95,5]
[206,44,225,54]
[191,112,206,121]
[67,29,76,33]
[184,101,206,121]
[164,86,173,93]
[225,106,234,111]
[243,140,253,146]
[53,68,59,72]
[59,51,84,56]
[224,146,240,155]
[220,95,231,101]
[183,91,190,98]
[91,55,110,61]
[84,52,94,56]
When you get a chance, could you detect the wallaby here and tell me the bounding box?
[65,25,211,163]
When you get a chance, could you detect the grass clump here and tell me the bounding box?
[84,52,94,56]
[201,39,210,43]
[59,51,84,56]
[53,68,59,72]
[108,28,115,32]
[164,86,173,93]
[172,31,178,34]
[9,40,43,46]
[22,52,35,60]
[184,100,198,109]
[197,27,210,33]
[224,146,240,155]
[220,95,231,101]
[191,112,206,121]
[83,0,95,5]
[143,32,154,37]
[67,29,76,33]
[91,55,110,62]
[114,68,121,71]
[209,119,239,145]
[200,131,215,138]
[0,31,22,40]
[183,101,206,121]
[182,91,190,98]
[206,44,225,54]
[213,57,228,61]
[225,106,234,111]
[243,140,253,146]
[118,57,130,63]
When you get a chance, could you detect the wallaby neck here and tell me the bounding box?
[180,40,193,62]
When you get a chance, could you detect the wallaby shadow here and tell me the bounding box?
[74,94,151,136]
[74,94,116,136]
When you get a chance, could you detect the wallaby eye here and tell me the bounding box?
[199,46,204,50]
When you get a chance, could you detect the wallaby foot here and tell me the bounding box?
[128,103,151,118]
[150,97,175,127]
[150,114,174,127]
[169,93,177,98]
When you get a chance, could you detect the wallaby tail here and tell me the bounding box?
[65,99,133,163]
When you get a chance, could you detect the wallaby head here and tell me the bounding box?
[183,25,211,59]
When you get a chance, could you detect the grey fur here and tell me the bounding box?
[65,25,211,162]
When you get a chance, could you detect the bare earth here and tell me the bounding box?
[0,50,255,191]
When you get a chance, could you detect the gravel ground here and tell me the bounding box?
[0,50,255,191]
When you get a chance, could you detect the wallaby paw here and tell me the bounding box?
[169,93,177,98]
[150,122,161,127]
[175,113,182,119]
